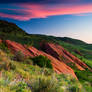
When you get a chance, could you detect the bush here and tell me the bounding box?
[29,75,60,92]
[0,61,10,71]
[0,61,16,71]
[40,68,54,76]
[14,51,25,62]
[24,58,33,65]
[32,55,52,69]
[9,62,16,70]
[0,50,16,71]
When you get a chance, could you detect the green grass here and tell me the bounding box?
[0,49,85,92]
[75,70,92,92]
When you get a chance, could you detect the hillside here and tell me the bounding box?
[1,20,92,60]
[0,20,92,92]
[0,49,85,92]
[0,20,27,36]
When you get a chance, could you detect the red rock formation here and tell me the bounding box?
[28,46,77,79]
[5,40,34,57]
[5,40,92,79]
[40,43,91,71]
[4,40,77,79]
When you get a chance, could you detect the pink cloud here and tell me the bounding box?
[0,3,92,21]
[0,13,30,20]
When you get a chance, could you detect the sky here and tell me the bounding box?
[0,0,92,43]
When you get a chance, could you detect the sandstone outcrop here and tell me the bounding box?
[5,40,34,57]
[5,40,77,78]
[28,46,77,79]
[4,40,92,79]
[40,43,91,71]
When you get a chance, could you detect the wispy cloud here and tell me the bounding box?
[0,3,92,21]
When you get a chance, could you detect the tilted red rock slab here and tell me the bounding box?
[28,46,77,79]
[5,40,34,57]
[5,40,92,79]
[4,40,77,79]
[40,43,92,71]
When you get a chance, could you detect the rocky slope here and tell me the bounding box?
[40,42,92,71]
[0,39,91,79]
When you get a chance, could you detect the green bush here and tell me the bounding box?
[32,55,52,69]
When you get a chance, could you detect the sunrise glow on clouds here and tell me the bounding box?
[0,3,92,21]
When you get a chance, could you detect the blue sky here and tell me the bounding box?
[0,1,92,43]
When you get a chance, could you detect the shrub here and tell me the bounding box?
[0,61,10,71]
[30,75,60,92]
[9,62,16,70]
[40,68,54,76]
[24,58,33,65]
[32,55,52,69]
[14,51,25,62]
[0,50,16,71]
[0,61,16,71]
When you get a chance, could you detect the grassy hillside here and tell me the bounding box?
[0,20,92,92]
[0,49,85,92]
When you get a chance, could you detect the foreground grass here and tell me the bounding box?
[0,50,86,92]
